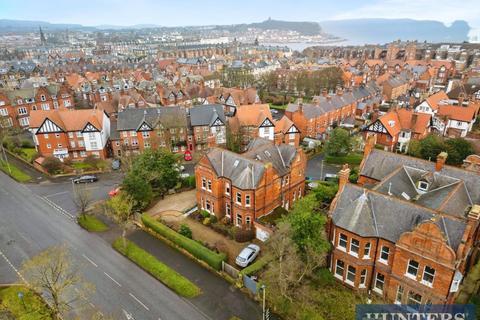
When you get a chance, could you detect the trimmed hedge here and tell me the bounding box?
[239,256,270,276]
[324,153,363,165]
[142,215,226,270]
[113,238,200,298]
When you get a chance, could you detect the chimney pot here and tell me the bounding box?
[363,134,377,159]
[338,164,351,191]
[436,152,448,171]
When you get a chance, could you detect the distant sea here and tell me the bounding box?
[263,40,360,51]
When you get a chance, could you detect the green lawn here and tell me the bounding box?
[71,162,94,170]
[19,148,37,163]
[0,160,32,182]
[77,214,109,232]
[324,153,363,165]
[269,103,289,110]
[0,286,52,319]
[113,238,201,298]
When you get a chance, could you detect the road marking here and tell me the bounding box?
[122,309,135,320]
[45,190,70,197]
[89,302,95,308]
[103,272,122,287]
[37,195,75,220]
[0,249,27,283]
[82,254,98,267]
[129,293,149,311]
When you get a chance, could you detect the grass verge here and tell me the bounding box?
[142,214,226,270]
[77,214,109,232]
[0,285,52,319]
[20,148,37,162]
[113,238,201,298]
[0,160,32,182]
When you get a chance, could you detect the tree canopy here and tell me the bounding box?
[408,134,474,165]
[324,128,352,157]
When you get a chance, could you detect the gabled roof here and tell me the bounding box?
[30,109,104,132]
[117,106,187,131]
[331,184,466,251]
[437,104,478,122]
[274,116,298,134]
[189,104,226,127]
[425,91,449,111]
[231,104,273,128]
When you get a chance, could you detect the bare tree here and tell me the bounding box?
[0,116,13,174]
[105,192,135,249]
[20,245,94,319]
[73,184,93,216]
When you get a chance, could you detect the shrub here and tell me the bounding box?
[233,227,255,243]
[20,140,34,148]
[179,224,192,239]
[42,156,63,174]
[182,175,196,188]
[239,256,270,276]
[142,215,226,270]
[83,154,101,169]
[63,158,73,166]
[203,217,211,226]
[200,210,210,219]
[209,215,218,223]
[210,222,232,238]
[113,238,200,298]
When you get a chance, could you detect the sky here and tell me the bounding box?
[0,0,479,28]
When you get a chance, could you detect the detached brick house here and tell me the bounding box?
[189,104,227,152]
[195,138,307,236]
[328,137,480,305]
[363,108,431,152]
[29,109,110,160]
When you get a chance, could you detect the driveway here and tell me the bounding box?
[306,153,342,180]
[128,230,263,320]
[147,190,197,216]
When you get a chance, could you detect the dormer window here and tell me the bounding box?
[40,95,46,101]
[388,120,395,127]
[417,180,429,192]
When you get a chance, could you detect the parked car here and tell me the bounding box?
[108,187,121,197]
[235,244,260,268]
[271,109,279,114]
[73,175,98,184]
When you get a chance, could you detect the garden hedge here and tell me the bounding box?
[142,214,226,270]
[239,256,270,276]
[113,238,200,298]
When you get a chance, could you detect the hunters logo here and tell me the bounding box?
[356,304,476,320]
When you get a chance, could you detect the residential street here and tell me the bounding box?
[306,153,341,180]
[0,171,210,320]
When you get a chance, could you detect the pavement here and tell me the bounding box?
[0,171,211,320]
[147,190,197,216]
[306,153,342,180]
[128,230,262,320]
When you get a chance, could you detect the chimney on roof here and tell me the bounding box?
[338,164,351,192]
[468,205,480,221]
[363,134,377,159]
[435,152,448,171]
[322,88,328,97]
[336,86,343,96]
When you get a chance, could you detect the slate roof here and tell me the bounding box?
[331,184,466,251]
[116,106,187,131]
[360,149,480,208]
[189,104,225,127]
[205,138,297,189]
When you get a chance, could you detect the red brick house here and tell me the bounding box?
[29,109,110,160]
[195,138,307,237]
[0,85,73,129]
[328,137,480,304]
[363,108,431,152]
[273,115,301,147]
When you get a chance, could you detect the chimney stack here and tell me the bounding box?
[363,134,377,159]
[336,86,344,96]
[322,88,328,97]
[435,152,448,171]
[338,164,351,191]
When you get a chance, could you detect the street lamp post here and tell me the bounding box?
[261,284,266,320]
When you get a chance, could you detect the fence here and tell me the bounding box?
[243,275,258,295]
[222,261,240,279]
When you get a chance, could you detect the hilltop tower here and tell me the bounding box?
[39,26,47,46]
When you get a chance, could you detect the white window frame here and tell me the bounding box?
[201,178,206,190]
[363,242,371,259]
[338,233,347,251]
[373,273,385,294]
[359,269,367,288]
[379,246,389,265]
[395,285,404,304]
[334,260,344,280]
[225,183,230,195]
[406,260,419,280]
[350,238,360,257]
[421,266,435,287]
[346,265,356,286]
[245,195,251,207]
[236,192,241,205]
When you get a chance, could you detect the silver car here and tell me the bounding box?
[235,244,260,268]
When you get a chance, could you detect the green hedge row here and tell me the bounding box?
[324,153,363,165]
[113,238,201,298]
[142,215,226,270]
[239,256,270,277]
